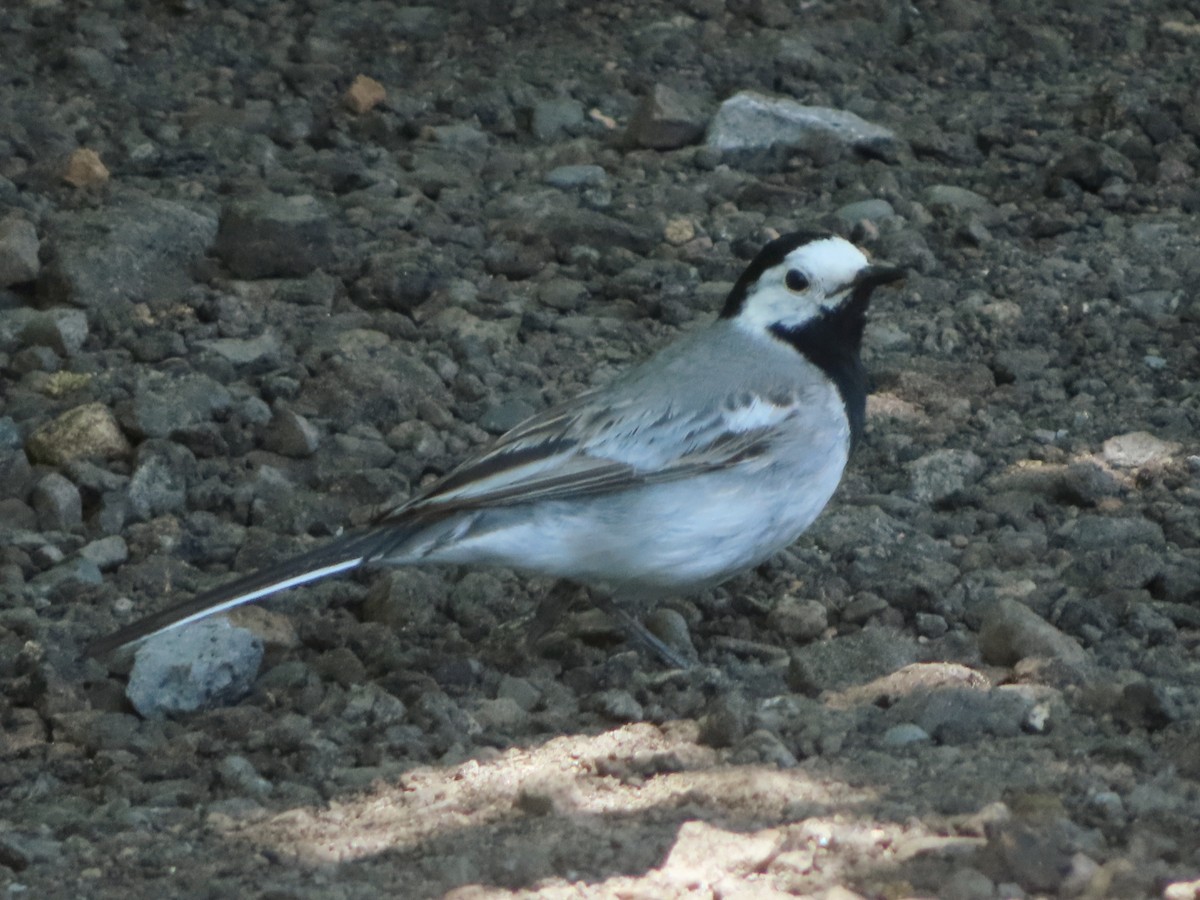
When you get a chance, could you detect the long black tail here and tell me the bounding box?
[85,528,402,658]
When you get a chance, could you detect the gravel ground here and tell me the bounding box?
[3,1,1200,897]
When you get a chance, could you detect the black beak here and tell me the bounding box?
[854,265,906,291]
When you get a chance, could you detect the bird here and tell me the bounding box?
[86,231,903,665]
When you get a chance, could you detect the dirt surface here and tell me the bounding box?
[3,1,1200,897]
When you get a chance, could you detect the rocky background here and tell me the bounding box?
[3,0,1200,897]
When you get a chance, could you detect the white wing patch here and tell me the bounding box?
[723,395,795,432]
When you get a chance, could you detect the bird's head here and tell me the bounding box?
[721,231,904,341]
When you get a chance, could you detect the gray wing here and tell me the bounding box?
[379,384,808,522]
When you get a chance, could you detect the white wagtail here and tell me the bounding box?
[87,231,903,664]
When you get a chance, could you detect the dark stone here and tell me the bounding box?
[214,194,336,279]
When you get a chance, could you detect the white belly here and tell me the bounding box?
[419,444,849,593]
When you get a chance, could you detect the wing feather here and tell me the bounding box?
[379,389,802,522]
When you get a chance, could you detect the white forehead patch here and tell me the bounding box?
[784,237,870,294]
[734,236,870,334]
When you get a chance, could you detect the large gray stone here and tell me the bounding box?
[31,472,82,532]
[0,216,40,286]
[706,91,898,158]
[21,308,88,356]
[214,194,335,279]
[531,98,585,141]
[908,448,985,504]
[39,191,217,309]
[123,371,232,440]
[977,598,1089,668]
[127,440,195,521]
[126,619,264,718]
[624,84,707,150]
[788,625,921,695]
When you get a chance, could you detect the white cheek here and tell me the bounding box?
[734,283,822,333]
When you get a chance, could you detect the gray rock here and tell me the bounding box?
[0,216,40,286]
[0,416,21,450]
[21,308,88,356]
[214,194,335,279]
[497,675,541,712]
[77,535,128,571]
[0,449,32,501]
[1119,680,1181,731]
[545,164,608,189]
[699,693,750,748]
[217,754,273,797]
[1058,515,1165,551]
[590,688,643,722]
[777,35,835,79]
[891,686,1032,744]
[923,184,994,213]
[1046,140,1137,194]
[476,398,537,434]
[31,472,82,531]
[832,199,896,229]
[841,592,890,624]
[126,618,264,718]
[65,458,129,495]
[1101,431,1180,468]
[127,441,195,521]
[624,84,707,150]
[361,569,449,631]
[65,45,116,87]
[10,344,60,374]
[881,723,932,747]
[993,348,1051,382]
[198,332,281,367]
[766,595,828,641]
[531,98,585,141]
[0,831,63,870]
[39,191,217,308]
[942,868,996,900]
[262,408,320,458]
[706,91,898,157]
[125,371,232,439]
[1060,460,1120,506]
[788,626,921,695]
[391,5,448,40]
[915,612,949,637]
[473,697,526,732]
[276,271,338,308]
[977,598,1089,668]
[983,814,1094,895]
[537,277,588,311]
[0,451,31,508]
[429,123,489,150]
[538,208,657,254]
[1126,290,1179,317]
[353,249,448,312]
[908,448,984,504]
[28,557,103,593]
[0,498,36,530]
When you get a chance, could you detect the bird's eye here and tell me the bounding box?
[785,269,810,292]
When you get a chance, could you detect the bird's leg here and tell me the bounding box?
[528,580,587,645]
[590,592,692,670]
[529,582,692,668]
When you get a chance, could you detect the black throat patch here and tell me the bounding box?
[769,291,870,449]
